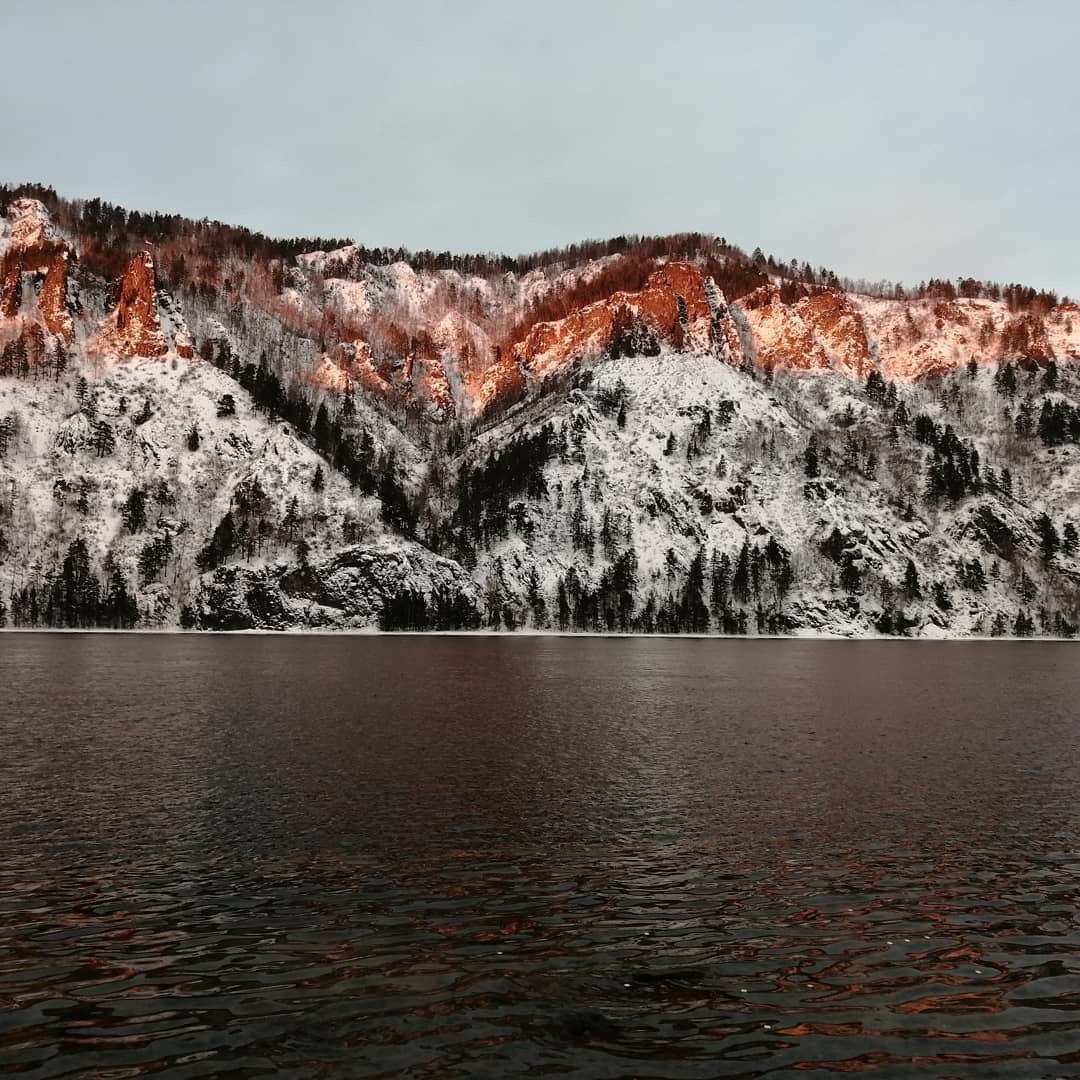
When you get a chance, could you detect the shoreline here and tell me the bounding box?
[0,628,1075,642]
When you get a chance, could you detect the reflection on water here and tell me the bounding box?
[2,635,1080,1077]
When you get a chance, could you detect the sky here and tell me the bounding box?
[2,1,1078,294]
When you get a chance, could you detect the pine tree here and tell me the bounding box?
[58,538,98,628]
[903,559,921,600]
[965,559,987,592]
[556,577,571,631]
[93,420,116,457]
[104,565,138,628]
[803,434,820,478]
[839,552,862,594]
[282,497,300,542]
[732,541,751,605]
[313,403,332,455]
[198,512,237,570]
[994,362,1018,397]
[1036,513,1060,562]
[52,341,68,382]
[710,551,731,613]
[1019,569,1037,603]
[680,547,709,633]
[865,369,887,402]
[526,566,546,627]
[122,488,147,533]
[1063,522,1078,556]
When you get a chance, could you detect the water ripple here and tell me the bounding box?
[2,635,1080,1076]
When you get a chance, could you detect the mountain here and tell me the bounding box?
[1,181,1078,636]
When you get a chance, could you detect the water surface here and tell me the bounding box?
[2,636,1080,1077]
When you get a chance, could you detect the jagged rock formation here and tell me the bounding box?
[38,250,74,341]
[92,252,168,359]
[0,199,75,339]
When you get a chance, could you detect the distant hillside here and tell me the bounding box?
[1,182,1078,636]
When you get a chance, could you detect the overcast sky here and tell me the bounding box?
[3,2,1077,294]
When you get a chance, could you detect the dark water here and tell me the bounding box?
[2,637,1080,1078]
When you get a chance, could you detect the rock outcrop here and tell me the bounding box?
[739,285,831,372]
[92,252,168,359]
[192,545,479,630]
[38,250,74,341]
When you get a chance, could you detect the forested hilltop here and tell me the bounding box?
[1,182,1078,635]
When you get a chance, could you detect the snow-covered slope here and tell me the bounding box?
[0,356,475,628]
[450,351,1080,636]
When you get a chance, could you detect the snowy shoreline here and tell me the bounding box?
[0,627,1074,642]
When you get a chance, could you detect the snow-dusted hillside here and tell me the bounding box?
[0,356,475,628]
[1,186,1078,635]
[449,351,1080,636]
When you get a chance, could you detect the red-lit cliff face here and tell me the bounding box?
[0,251,73,340]
[797,290,873,377]
[741,285,831,373]
[39,250,74,341]
[6,191,1079,425]
[509,261,714,380]
[311,338,457,419]
[0,200,204,363]
[302,248,1080,418]
[457,262,721,412]
[92,252,168,359]
[0,264,18,320]
[0,199,75,339]
[311,341,405,406]
[736,285,877,377]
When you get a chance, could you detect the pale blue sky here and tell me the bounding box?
[3,1,1077,294]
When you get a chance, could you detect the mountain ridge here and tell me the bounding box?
[1,182,1078,637]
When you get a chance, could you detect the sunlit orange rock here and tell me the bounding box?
[503,261,715,386]
[999,311,1054,361]
[796,290,872,378]
[0,264,18,319]
[39,249,74,341]
[93,251,167,358]
[740,284,830,372]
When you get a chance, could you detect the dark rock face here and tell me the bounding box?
[192,546,478,630]
[193,566,293,630]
